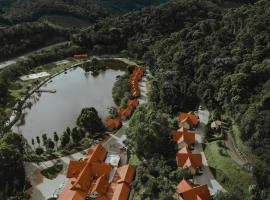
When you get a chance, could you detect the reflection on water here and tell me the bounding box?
[12,67,124,143]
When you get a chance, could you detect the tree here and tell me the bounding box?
[31,138,35,148]
[127,105,175,160]
[35,147,44,155]
[77,107,105,137]
[61,132,70,148]
[42,133,48,146]
[71,127,82,145]
[36,136,41,147]
[0,133,25,197]
[53,132,59,147]
[66,127,71,137]
[46,139,55,151]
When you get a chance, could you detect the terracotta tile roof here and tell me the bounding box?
[106,118,122,131]
[120,107,134,121]
[117,165,136,184]
[91,175,109,195]
[96,196,110,200]
[172,128,195,145]
[59,144,111,200]
[58,179,88,200]
[111,183,131,200]
[67,160,87,178]
[90,163,113,178]
[176,147,202,169]
[128,99,139,108]
[71,162,93,191]
[176,179,211,200]
[176,179,193,194]
[183,185,211,200]
[129,66,145,97]
[179,112,199,126]
[87,144,108,163]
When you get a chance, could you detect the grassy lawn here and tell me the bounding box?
[205,141,254,200]
[41,163,63,179]
[8,61,75,101]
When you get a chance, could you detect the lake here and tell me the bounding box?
[12,66,124,143]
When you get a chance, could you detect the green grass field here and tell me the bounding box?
[205,141,254,200]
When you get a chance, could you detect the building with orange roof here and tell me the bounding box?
[120,107,134,121]
[172,127,195,149]
[87,144,108,163]
[110,164,136,200]
[58,144,112,200]
[176,147,202,175]
[58,145,136,200]
[127,99,139,109]
[129,66,145,98]
[73,54,88,59]
[90,175,110,199]
[179,112,199,129]
[176,179,211,200]
[106,118,122,131]
[117,165,136,184]
[111,183,131,200]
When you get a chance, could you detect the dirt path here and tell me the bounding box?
[224,130,247,167]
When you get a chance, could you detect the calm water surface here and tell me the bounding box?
[12,67,124,142]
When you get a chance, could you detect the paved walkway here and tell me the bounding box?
[25,150,86,200]
[193,109,226,195]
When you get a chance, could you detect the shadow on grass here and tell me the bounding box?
[202,143,206,150]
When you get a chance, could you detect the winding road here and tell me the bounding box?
[0,41,69,69]
[193,108,226,195]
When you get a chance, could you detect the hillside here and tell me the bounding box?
[0,22,69,61]
[0,0,167,26]
[73,0,270,198]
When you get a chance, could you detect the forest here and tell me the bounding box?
[0,22,69,61]
[0,0,167,25]
[72,0,270,198]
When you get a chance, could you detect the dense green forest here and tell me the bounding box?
[0,22,69,61]
[73,0,270,197]
[0,0,167,25]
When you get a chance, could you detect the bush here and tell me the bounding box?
[35,147,44,155]
[112,74,130,106]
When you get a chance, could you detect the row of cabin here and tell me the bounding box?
[106,67,145,131]
[175,112,201,175]
[58,144,136,200]
[130,67,145,97]
[174,112,211,200]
